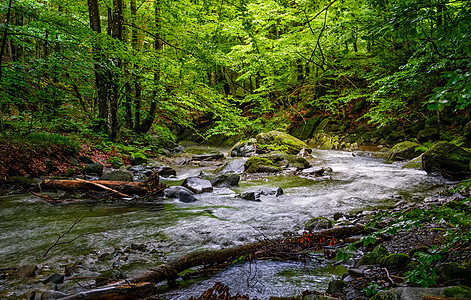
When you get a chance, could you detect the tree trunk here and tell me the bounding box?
[138,0,161,134]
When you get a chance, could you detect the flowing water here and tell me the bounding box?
[0,149,450,298]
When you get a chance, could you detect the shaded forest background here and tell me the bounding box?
[1,0,470,176]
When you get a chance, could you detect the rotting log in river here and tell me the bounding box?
[60,225,364,299]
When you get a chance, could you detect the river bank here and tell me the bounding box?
[1,142,460,299]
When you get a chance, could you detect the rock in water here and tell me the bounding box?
[230,138,257,157]
[241,187,283,201]
[182,177,213,194]
[16,265,37,278]
[43,273,64,284]
[244,157,280,173]
[163,186,197,202]
[388,141,424,161]
[256,131,311,155]
[211,174,240,187]
[422,142,471,180]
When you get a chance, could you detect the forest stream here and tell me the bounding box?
[0,148,450,299]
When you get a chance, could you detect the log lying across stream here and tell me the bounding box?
[60,225,364,299]
[42,169,164,197]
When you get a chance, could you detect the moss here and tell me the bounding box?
[422,142,471,180]
[256,131,311,155]
[8,176,34,187]
[356,244,390,267]
[379,253,411,268]
[370,290,397,300]
[444,286,471,298]
[244,157,280,173]
[388,141,423,160]
[131,152,148,165]
[402,154,423,169]
[260,151,310,170]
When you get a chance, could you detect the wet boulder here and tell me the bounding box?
[16,264,38,278]
[388,141,424,161]
[218,159,246,174]
[182,177,213,194]
[422,142,471,180]
[260,151,310,170]
[43,273,64,284]
[244,157,280,173]
[99,169,133,181]
[241,187,283,201]
[230,138,257,157]
[211,174,240,187]
[164,186,197,203]
[155,165,177,177]
[256,131,311,155]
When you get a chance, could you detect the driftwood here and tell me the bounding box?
[61,225,365,299]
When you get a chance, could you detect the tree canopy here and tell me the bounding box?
[1,0,470,141]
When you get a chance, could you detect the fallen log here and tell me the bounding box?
[61,225,365,299]
[59,282,156,300]
[42,170,165,196]
[42,179,153,195]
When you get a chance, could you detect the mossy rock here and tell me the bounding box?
[444,286,471,298]
[388,141,423,161]
[244,157,281,173]
[8,176,35,187]
[370,290,397,300]
[440,263,471,282]
[422,142,471,180]
[131,152,148,165]
[402,154,424,169]
[379,253,411,268]
[356,244,390,267]
[260,151,310,170]
[304,217,333,231]
[417,127,440,143]
[99,170,133,182]
[256,131,311,155]
[442,200,471,213]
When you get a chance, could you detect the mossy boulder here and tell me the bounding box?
[402,154,423,169]
[356,244,390,267]
[131,152,148,165]
[388,141,424,161]
[417,127,441,143]
[379,253,411,268]
[99,170,133,182]
[8,176,35,188]
[440,263,471,282]
[260,151,310,170]
[244,157,281,173]
[422,142,471,180]
[256,131,311,155]
[444,286,471,298]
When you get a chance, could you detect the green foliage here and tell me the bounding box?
[362,283,384,297]
[8,132,79,153]
[362,198,471,287]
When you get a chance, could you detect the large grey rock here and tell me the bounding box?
[211,174,240,187]
[230,139,257,157]
[99,170,133,182]
[241,187,283,201]
[182,177,213,194]
[156,166,177,177]
[304,216,333,231]
[219,159,247,174]
[164,186,197,202]
[327,279,347,294]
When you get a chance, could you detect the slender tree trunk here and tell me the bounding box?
[139,0,161,134]
[0,0,13,132]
